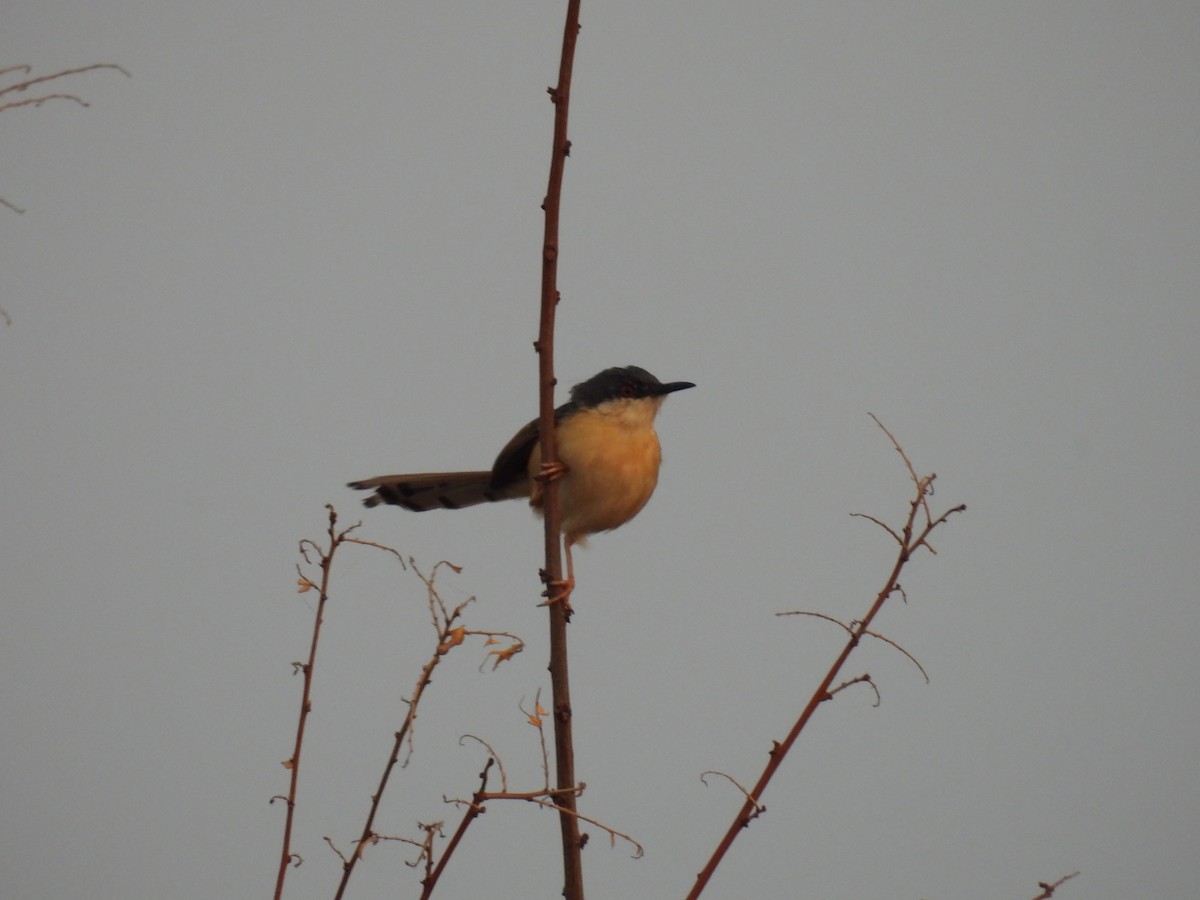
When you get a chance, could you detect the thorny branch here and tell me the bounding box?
[274,506,364,900]
[0,63,130,112]
[422,698,643,897]
[331,556,523,899]
[534,2,586,898]
[273,507,522,899]
[686,418,965,898]
[1,63,130,216]
[1032,871,1081,899]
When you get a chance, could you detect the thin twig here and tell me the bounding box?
[460,735,508,792]
[0,64,131,114]
[521,690,554,790]
[273,506,349,900]
[1032,870,1080,899]
[331,551,522,898]
[0,62,130,99]
[826,673,880,705]
[778,610,930,683]
[420,759,494,899]
[686,422,964,898]
[699,771,766,821]
[446,784,643,858]
[861,628,930,683]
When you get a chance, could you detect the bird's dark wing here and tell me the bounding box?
[488,400,579,490]
[489,417,539,489]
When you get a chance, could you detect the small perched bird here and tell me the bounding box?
[348,365,694,601]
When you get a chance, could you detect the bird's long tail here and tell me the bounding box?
[347,471,528,511]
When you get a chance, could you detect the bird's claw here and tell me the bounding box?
[538,571,575,615]
[536,460,569,483]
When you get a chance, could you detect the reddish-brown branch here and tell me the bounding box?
[686,427,965,898]
[0,63,130,98]
[0,63,129,214]
[332,555,513,899]
[274,506,354,900]
[419,760,494,899]
[279,521,515,899]
[535,2,585,898]
[1032,870,1080,898]
[0,63,130,113]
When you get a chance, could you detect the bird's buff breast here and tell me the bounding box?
[528,403,664,540]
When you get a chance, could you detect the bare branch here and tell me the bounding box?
[849,511,905,546]
[0,62,130,100]
[535,3,585,896]
[776,609,854,636]
[700,771,766,821]
[1032,870,1081,899]
[861,628,930,683]
[0,93,90,112]
[274,505,343,900]
[868,412,930,519]
[331,545,523,899]
[1,63,129,214]
[687,422,964,897]
[420,759,494,898]
[323,836,350,867]
[459,735,508,793]
[826,673,881,705]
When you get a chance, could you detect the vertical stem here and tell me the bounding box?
[537,2,584,898]
[274,509,339,900]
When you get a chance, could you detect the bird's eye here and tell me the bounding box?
[620,383,637,397]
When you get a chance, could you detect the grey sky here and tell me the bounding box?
[4,3,1198,898]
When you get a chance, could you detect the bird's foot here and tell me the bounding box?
[538,570,575,616]
[536,459,569,483]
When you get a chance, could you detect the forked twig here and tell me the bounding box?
[1032,870,1080,899]
[331,555,524,899]
[1,64,131,215]
[686,419,964,898]
[419,760,494,898]
[460,735,509,792]
[276,507,522,899]
[444,783,644,858]
[521,690,553,790]
[778,610,930,683]
[273,505,356,900]
[0,63,130,104]
[700,771,766,821]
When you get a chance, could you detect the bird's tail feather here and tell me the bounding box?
[347,471,527,511]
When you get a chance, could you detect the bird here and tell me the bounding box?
[348,365,694,604]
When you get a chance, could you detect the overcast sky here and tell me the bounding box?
[4,3,1198,899]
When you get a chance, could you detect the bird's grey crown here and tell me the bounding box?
[568,366,664,407]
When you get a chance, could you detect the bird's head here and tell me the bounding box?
[569,366,695,410]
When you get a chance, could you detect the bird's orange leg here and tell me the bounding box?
[539,537,576,614]
[535,458,574,611]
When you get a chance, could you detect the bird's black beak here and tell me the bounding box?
[654,381,696,396]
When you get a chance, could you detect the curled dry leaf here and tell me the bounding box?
[487,642,524,669]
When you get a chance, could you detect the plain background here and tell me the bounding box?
[3,3,1198,898]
